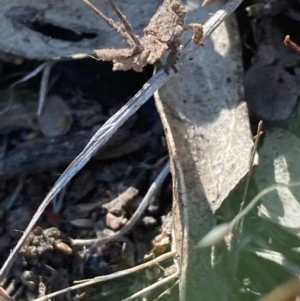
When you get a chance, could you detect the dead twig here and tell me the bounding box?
[102,186,139,215]
[121,272,178,301]
[31,251,176,301]
[72,161,170,246]
[238,121,263,217]
[0,0,245,284]
[9,63,47,88]
[153,279,179,301]
[82,0,133,43]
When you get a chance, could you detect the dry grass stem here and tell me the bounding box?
[73,161,170,246]
[121,272,179,301]
[32,251,176,301]
[10,63,47,88]
[153,279,179,301]
[237,120,263,226]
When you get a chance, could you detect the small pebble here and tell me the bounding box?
[142,216,158,228]
[106,213,127,230]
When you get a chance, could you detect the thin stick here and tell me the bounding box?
[0,0,245,283]
[233,120,263,244]
[73,161,170,245]
[239,120,263,213]
[153,279,179,301]
[121,273,178,301]
[10,63,47,88]
[108,0,142,48]
[32,251,176,301]
[82,0,133,44]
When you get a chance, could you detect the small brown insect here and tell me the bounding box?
[83,0,203,72]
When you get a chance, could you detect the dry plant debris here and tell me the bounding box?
[83,0,203,71]
[0,0,247,300]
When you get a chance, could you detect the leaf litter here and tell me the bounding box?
[1,0,300,301]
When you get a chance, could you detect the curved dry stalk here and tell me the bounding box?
[239,120,263,213]
[32,251,176,301]
[9,63,47,88]
[153,279,179,301]
[121,272,179,301]
[73,161,170,246]
[197,181,300,248]
[0,0,245,284]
